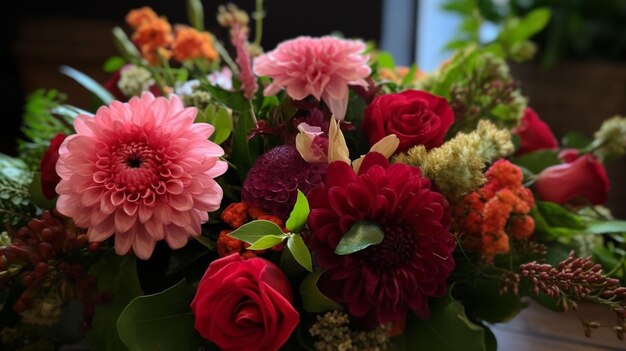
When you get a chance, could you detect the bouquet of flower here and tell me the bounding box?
[2,1,626,350]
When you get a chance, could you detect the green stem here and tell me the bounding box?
[253,0,265,47]
[212,35,240,75]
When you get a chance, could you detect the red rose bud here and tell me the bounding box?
[362,90,454,153]
[558,148,580,163]
[103,69,126,101]
[514,108,558,156]
[39,133,67,199]
[190,254,299,351]
[534,154,609,205]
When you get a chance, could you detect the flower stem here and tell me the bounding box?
[253,0,265,47]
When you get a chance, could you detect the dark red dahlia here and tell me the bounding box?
[242,145,327,220]
[307,152,455,327]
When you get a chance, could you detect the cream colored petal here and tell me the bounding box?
[327,117,350,164]
[370,134,400,158]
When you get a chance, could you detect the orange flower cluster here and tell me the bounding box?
[125,7,218,65]
[456,159,535,262]
[217,202,286,259]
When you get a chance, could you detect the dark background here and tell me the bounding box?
[0,0,384,155]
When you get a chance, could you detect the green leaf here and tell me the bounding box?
[400,64,418,86]
[228,220,285,244]
[247,234,288,250]
[112,27,141,61]
[376,52,395,69]
[561,131,592,150]
[87,253,142,351]
[28,172,55,209]
[390,293,486,351]
[231,109,259,181]
[510,149,560,175]
[200,105,233,145]
[513,8,551,42]
[103,56,125,73]
[202,83,249,111]
[586,220,626,234]
[286,190,310,233]
[117,280,203,351]
[60,65,114,105]
[461,278,522,324]
[334,221,384,255]
[287,234,313,272]
[300,272,342,313]
[186,0,204,31]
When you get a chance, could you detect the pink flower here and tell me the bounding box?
[253,36,371,120]
[55,93,227,259]
[534,154,609,205]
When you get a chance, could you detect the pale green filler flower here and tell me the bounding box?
[117,65,155,97]
[182,90,212,110]
[395,120,514,200]
[591,116,626,162]
[0,231,10,246]
[309,310,390,351]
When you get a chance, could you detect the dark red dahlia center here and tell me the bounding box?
[126,156,142,168]
[364,225,417,270]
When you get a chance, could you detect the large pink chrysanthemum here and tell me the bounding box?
[55,93,227,259]
[253,36,371,120]
[307,152,456,327]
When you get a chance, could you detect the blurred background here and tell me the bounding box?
[1,0,625,215]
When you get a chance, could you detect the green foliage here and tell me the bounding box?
[247,234,288,250]
[112,27,142,62]
[103,56,125,73]
[460,278,522,323]
[117,280,204,351]
[287,234,312,272]
[196,104,233,145]
[390,293,487,351]
[0,154,38,228]
[299,272,343,313]
[375,51,395,69]
[87,253,142,351]
[186,0,204,31]
[510,149,560,174]
[17,89,73,169]
[228,220,285,243]
[231,109,260,182]
[60,65,114,105]
[531,201,586,242]
[586,220,626,234]
[334,221,384,255]
[561,131,592,150]
[286,190,310,233]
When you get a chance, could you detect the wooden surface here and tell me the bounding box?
[491,300,625,350]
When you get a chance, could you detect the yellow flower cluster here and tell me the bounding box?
[309,310,390,351]
[394,120,513,199]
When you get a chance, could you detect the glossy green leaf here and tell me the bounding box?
[401,64,418,86]
[586,220,626,234]
[201,105,233,145]
[247,234,288,250]
[87,253,142,351]
[103,56,125,73]
[510,149,560,174]
[334,221,384,255]
[390,293,486,351]
[202,83,249,111]
[117,280,203,351]
[228,220,285,244]
[186,0,204,31]
[176,68,189,83]
[286,190,310,233]
[287,234,313,272]
[513,8,551,42]
[300,272,342,313]
[461,279,522,324]
[60,65,114,105]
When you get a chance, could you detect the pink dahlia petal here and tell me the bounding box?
[253,36,371,120]
[56,92,226,259]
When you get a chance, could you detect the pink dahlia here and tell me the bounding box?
[55,93,227,259]
[253,36,371,120]
[307,152,456,327]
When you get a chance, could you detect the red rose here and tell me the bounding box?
[534,154,609,205]
[362,90,454,153]
[514,108,558,155]
[39,133,67,200]
[190,254,299,351]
